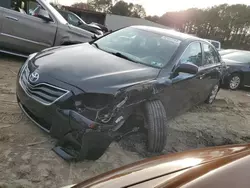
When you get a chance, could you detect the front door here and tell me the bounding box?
[158,42,203,118]
[0,0,57,55]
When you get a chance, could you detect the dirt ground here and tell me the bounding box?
[1,54,250,188]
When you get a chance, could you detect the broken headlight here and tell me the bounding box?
[73,93,114,123]
[74,93,114,110]
[73,93,128,124]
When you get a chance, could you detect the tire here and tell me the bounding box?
[144,100,167,152]
[205,83,219,104]
[228,73,241,90]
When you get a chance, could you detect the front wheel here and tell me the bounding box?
[205,83,219,104]
[144,100,167,152]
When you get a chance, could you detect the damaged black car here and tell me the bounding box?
[16,26,223,161]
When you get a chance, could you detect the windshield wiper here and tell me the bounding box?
[110,52,139,63]
[92,43,99,49]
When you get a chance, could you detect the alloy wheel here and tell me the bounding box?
[229,76,240,90]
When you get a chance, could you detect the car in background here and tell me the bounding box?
[16,26,223,161]
[221,50,250,90]
[219,49,239,56]
[63,144,250,188]
[0,0,94,57]
[57,9,103,36]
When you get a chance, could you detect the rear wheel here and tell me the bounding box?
[144,100,167,152]
[228,73,241,90]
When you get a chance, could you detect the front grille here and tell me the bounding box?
[20,66,69,105]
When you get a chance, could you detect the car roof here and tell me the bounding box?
[131,25,202,42]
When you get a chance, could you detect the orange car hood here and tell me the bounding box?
[73,144,250,188]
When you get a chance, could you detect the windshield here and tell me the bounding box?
[94,27,181,68]
[222,51,250,63]
[71,13,86,24]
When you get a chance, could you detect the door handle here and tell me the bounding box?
[5,16,19,21]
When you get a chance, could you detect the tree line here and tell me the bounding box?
[52,0,250,49]
[149,4,250,50]
[71,0,146,18]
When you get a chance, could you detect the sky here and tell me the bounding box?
[50,0,250,16]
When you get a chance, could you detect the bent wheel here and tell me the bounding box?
[205,83,219,104]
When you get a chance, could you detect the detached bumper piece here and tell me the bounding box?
[53,131,115,161]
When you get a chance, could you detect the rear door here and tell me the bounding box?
[199,42,222,100]
[0,0,57,55]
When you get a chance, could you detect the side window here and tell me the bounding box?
[203,43,220,65]
[9,0,47,19]
[180,42,202,67]
[27,1,41,15]
[10,0,27,14]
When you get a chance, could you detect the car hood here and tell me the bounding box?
[70,144,250,188]
[32,43,159,93]
[223,58,244,66]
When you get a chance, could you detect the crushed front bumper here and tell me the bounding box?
[16,76,113,161]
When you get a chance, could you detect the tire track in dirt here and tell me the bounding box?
[0,112,24,124]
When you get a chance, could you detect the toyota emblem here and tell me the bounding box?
[29,72,39,83]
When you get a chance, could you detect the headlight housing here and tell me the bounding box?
[73,93,128,124]
[74,93,114,110]
[18,53,37,75]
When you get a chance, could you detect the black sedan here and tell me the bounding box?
[16,26,223,161]
[220,50,250,90]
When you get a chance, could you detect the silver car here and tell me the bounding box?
[0,0,94,57]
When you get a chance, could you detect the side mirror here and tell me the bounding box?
[37,8,52,22]
[175,62,198,75]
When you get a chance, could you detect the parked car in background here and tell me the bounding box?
[16,26,223,161]
[57,9,104,36]
[219,49,239,56]
[63,144,250,188]
[0,0,94,57]
[221,50,250,90]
